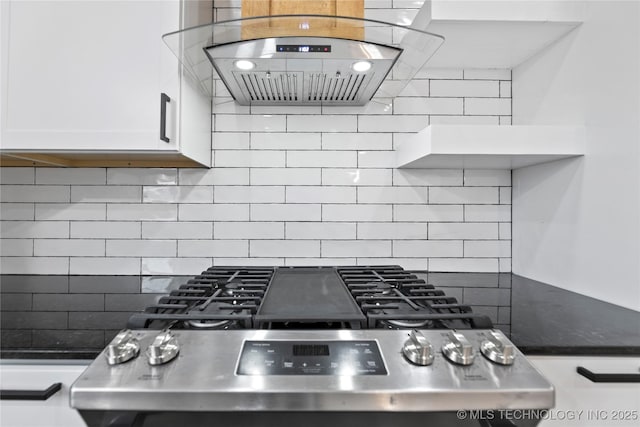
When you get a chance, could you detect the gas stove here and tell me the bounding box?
[70,266,554,427]
[127,265,493,331]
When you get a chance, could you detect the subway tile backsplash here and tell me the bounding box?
[0,2,513,275]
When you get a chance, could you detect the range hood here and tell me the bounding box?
[163,15,444,106]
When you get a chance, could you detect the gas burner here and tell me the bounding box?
[380,319,435,329]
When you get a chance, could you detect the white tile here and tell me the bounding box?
[394,98,463,115]
[500,81,512,98]
[142,222,212,239]
[322,204,392,222]
[178,240,248,257]
[287,151,357,167]
[364,8,417,25]
[499,116,512,125]
[251,240,319,257]
[212,98,250,114]
[251,133,321,150]
[1,185,69,202]
[0,203,34,220]
[430,80,499,98]
[251,105,321,116]
[499,258,512,272]
[464,241,511,257]
[500,187,512,205]
[429,223,499,240]
[358,115,428,132]
[357,257,428,270]
[251,204,321,221]
[72,186,141,203]
[214,80,231,97]
[69,257,141,275]
[212,0,240,7]
[321,133,392,151]
[321,99,393,115]
[499,223,511,239]
[322,240,391,257]
[35,168,105,184]
[214,150,286,167]
[71,221,140,239]
[35,203,106,220]
[214,258,285,266]
[322,169,392,186]
[429,115,499,125]
[214,222,284,239]
[365,0,393,8]
[393,169,462,186]
[212,133,250,149]
[285,258,357,266]
[429,258,499,272]
[35,239,105,256]
[358,222,428,239]
[393,205,464,222]
[106,168,177,185]
[416,68,463,79]
[0,168,34,184]
[1,221,69,238]
[286,186,355,204]
[179,204,250,221]
[216,115,286,132]
[142,186,213,203]
[286,222,356,240]
[463,69,511,80]
[0,239,33,256]
[358,151,396,168]
[464,170,511,186]
[358,187,428,204]
[107,204,177,221]
[106,240,176,257]
[215,186,284,203]
[429,187,499,204]
[393,240,462,257]
[0,257,68,274]
[251,168,321,186]
[398,80,429,97]
[179,168,249,185]
[286,115,357,132]
[465,205,511,222]
[215,7,241,20]
[465,98,511,116]
[142,257,212,275]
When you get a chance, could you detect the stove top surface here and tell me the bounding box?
[127,265,493,331]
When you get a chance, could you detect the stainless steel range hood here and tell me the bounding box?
[163,15,444,105]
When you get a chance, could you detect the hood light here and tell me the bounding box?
[234,60,256,70]
[351,61,372,72]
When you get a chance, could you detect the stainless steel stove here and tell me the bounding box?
[70,266,554,427]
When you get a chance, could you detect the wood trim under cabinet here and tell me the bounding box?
[0,152,207,168]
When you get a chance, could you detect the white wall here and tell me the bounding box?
[512,1,640,311]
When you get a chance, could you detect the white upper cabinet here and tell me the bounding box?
[0,0,212,167]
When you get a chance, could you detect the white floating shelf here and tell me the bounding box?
[396,125,586,170]
[422,1,584,68]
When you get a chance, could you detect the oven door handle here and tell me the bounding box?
[0,382,62,400]
[577,366,640,383]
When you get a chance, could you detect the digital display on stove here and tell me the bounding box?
[237,341,387,375]
[276,44,332,53]
[293,344,329,356]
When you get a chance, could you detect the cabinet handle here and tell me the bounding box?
[577,366,640,383]
[0,382,62,400]
[160,93,170,143]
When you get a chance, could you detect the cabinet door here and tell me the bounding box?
[529,356,640,426]
[1,0,180,152]
[0,363,88,427]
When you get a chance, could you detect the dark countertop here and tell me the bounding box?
[1,273,638,360]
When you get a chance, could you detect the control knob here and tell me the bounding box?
[147,330,180,365]
[442,331,475,366]
[105,330,140,365]
[402,329,434,366]
[480,331,516,365]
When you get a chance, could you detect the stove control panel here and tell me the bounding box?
[237,340,387,375]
